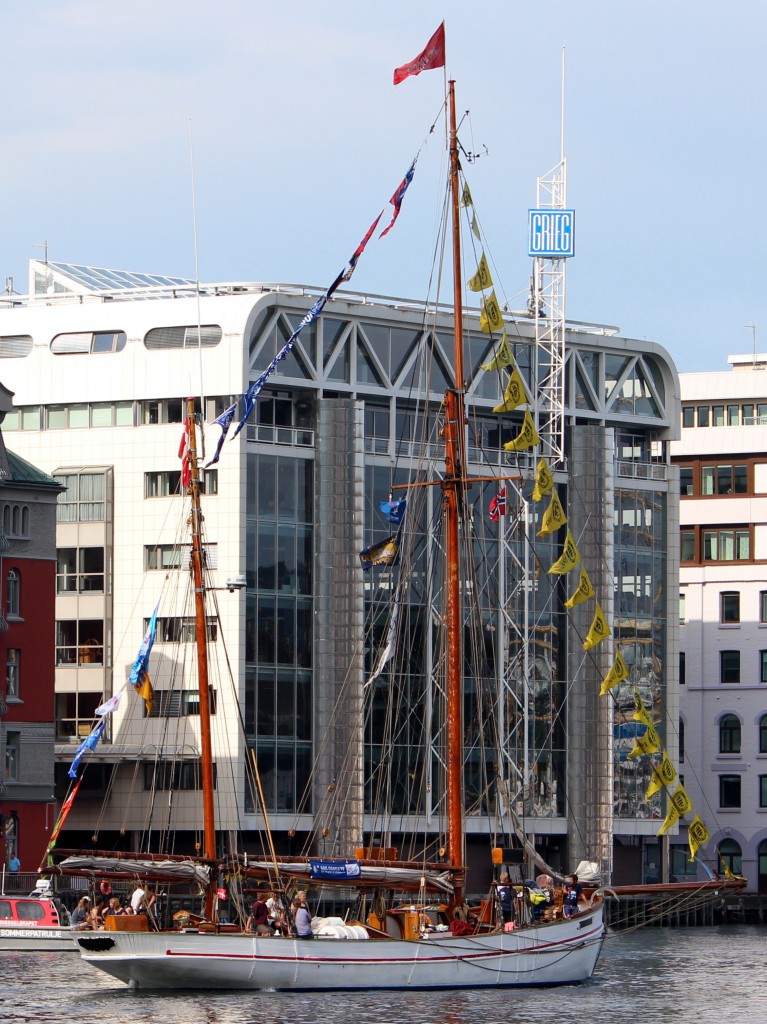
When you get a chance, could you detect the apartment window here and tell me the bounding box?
[55,691,102,740]
[679,651,686,685]
[56,547,105,593]
[54,471,107,523]
[721,592,740,624]
[712,405,725,426]
[144,542,218,571]
[759,403,767,423]
[90,402,133,427]
[703,528,750,561]
[6,569,20,617]
[701,464,748,496]
[5,649,19,699]
[720,650,740,684]
[143,761,217,790]
[4,731,20,781]
[147,688,217,718]
[761,651,767,683]
[743,403,755,423]
[719,714,741,753]
[727,405,740,426]
[762,592,767,623]
[153,616,218,644]
[681,530,696,562]
[144,469,217,498]
[679,592,686,624]
[719,774,741,808]
[760,776,767,809]
[682,407,694,429]
[760,714,767,753]
[679,466,693,497]
[697,406,710,427]
[55,620,104,666]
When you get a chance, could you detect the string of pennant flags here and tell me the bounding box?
[461,176,715,868]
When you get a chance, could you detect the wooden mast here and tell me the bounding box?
[444,79,466,900]
[185,398,217,914]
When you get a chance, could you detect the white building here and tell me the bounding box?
[673,353,767,893]
[0,260,681,884]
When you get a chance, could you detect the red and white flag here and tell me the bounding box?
[179,417,191,490]
[393,23,446,85]
[489,486,507,523]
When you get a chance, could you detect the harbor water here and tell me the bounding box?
[0,926,764,1024]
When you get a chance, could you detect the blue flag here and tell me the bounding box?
[205,403,237,468]
[129,602,159,686]
[380,499,406,525]
[68,718,106,779]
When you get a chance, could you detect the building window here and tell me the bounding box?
[761,592,767,623]
[718,838,742,874]
[144,542,218,571]
[147,688,217,718]
[679,651,686,686]
[720,650,740,684]
[143,761,217,790]
[727,404,740,426]
[679,466,693,496]
[153,617,218,644]
[720,592,740,624]
[743,403,755,423]
[6,569,20,617]
[51,331,127,354]
[55,692,103,740]
[702,528,750,562]
[144,469,217,498]
[697,406,710,427]
[143,325,222,351]
[6,649,19,699]
[55,620,104,666]
[3,504,30,539]
[682,407,694,429]
[701,464,748,496]
[712,405,725,427]
[54,471,107,523]
[681,529,696,562]
[760,776,767,809]
[719,714,741,753]
[56,547,105,593]
[761,651,767,684]
[760,714,767,753]
[719,775,741,808]
[679,592,686,624]
[4,732,20,781]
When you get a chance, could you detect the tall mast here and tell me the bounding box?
[444,80,465,896]
[186,399,217,878]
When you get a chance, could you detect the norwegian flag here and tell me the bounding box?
[489,486,507,523]
[179,417,191,490]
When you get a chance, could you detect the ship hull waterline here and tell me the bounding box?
[74,908,604,990]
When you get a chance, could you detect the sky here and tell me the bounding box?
[2,0,766,374]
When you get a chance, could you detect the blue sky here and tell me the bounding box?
[2,0,765,372]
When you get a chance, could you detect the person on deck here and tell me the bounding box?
[292,897,313,939]
[70,896,92,930]
[562,874,583,917]
[247,892,273,936]
[497,872,515,927]
[130,884,146,914]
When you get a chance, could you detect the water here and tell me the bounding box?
[0,926,764,1024]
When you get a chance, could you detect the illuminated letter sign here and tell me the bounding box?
[528,209,575,258]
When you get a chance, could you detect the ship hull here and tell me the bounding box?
[74,906,604,990]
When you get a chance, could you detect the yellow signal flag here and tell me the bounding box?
[627,723,661,759]
[468,253,493,293]
[645,751,677,798]
[657,799,680,837]
[632,691,654,728]
[480,291,505,334]
[493,367,528,413]
[548,529,581,575]
[669,783,693,817]
[599,650,629,696]
[481,331,514,371]
[531,458,555,502]
[687,814,711,861]
[470,212,481,241]
[503,411,540,452]
[461,182,473,207]
[566,568,595,610]
[583,602,611,651]
[537,488,567,536]
[136,669,154,717]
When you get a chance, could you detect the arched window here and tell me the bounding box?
[719,714,741,753]
[2,505,9,533]
[20,506,29,536]
[760,714,767,754]
[6,569,20,617]
[10,505,19,535]
[718,838,742,876]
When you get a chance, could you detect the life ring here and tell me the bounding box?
[99,880,112,896]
